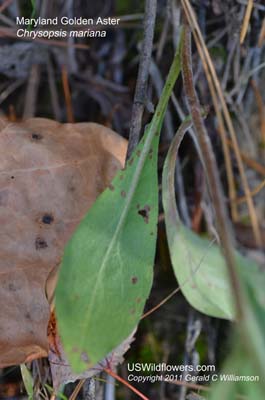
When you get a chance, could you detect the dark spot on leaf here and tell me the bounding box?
[69,186,75,192]
[119,175,124,180]
[131,276,138,284]
[109,184,115,191]
[150,232,154,236]
[8,283,16,292]
[155,131,159,137]
[149,149,153,155]
[121,190,126,197]
[31,133,43,141]
[11,176,15,179]
[130,308,136,315]
[149,154,153,160]
[42,213,54,225]
[72,347,79,353]
[136,297,141,303]
[136,150,141,157]
[136,204,140,209]
[25,312,31,320]
[35,237,48,250]
[128,157,134,165]
[138,205,151,223]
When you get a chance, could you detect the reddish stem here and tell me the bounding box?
[104,368,149,400]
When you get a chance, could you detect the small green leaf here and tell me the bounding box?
[20,364,33,400]
[56,31,183,371]
[162,118,263,320]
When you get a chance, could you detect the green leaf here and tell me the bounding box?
[239,273,265,388]
[20,364,33,400]
[56,31,183,371]
[162,118,263,320]
[210,340,263,400]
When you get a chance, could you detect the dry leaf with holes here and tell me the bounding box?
[0,118,127,367]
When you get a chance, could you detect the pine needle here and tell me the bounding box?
[240,0,254,44]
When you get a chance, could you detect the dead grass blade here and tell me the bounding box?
[258,18,265,47]
[235,179,265,205]
[62,66,74,123]
[226,138,265,177]
[240,0,254,44]
[251,80,265,146]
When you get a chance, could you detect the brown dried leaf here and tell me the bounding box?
[0,118,127,367]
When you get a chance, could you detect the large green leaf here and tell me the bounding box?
[56,33,183,371]
[162,118,264,320]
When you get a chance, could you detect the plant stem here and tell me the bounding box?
[127,0,157,159]
[181,24,244,320]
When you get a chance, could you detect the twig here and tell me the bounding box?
[234,178,265,205]
[66,0,78,74]
[23,64,40,119]
[181,24,244,320]
[69,379,85,400]
[258,18,265,47]
[141,287,181,320]
[226,138,265,177]
[104,374,115,400]
[236,0,265,11]
[179,311,201,400]
[0,79,25,105]
[251,79,265,146]
[47,58,61,121]
[240,0,254,44]
[62,65,74,123]
[127,0,157,159]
